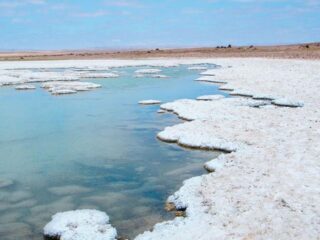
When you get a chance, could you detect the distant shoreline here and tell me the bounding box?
[0,43,319,61]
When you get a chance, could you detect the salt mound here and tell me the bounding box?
[77,72,119,79]
[135,69,162,74]
[204,154,226,172]
[195,76,227,84]
[42,81,101,95]
[0,76,24,86]
[15,85,36,90]
[272,98,304,108]
[230,90,254,97]
[43,209,117,240]
[199,69,216,76]
[23,72,80,82]
[196,95,225,101]
[157,121,238,152]
[139,100,162,105]
[252,94,277,100]
[188,66,207,70]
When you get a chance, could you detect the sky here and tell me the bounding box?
[0,0,319,50]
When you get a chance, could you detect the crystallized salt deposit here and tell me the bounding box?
[23,72,80,82]
[247,100,270,108]
[43,209,117,240]
[51,89,77,95]
[135,58,320,240]
[135,69,162,74]
[135,73,167,78]
[195,76,227,84]
[196,95,225,101]
[272,98,304,108]
[157,121,239,152]
[204,154,227,172]
[42,81,101,95]
[0,76,24,86]
[72,66,110,71]
[252,94,277,100]
[139,100,162,105]
[219,85,234,91]
[200,69,217,76]
[15,85,36,90]
[188,66,208,70]
[229,90,254,97]
[76,72,119,79]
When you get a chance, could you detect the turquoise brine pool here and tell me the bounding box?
[0,65,226,239]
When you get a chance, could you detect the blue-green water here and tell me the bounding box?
[0,65,226,239]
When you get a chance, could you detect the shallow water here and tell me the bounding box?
[0,65,227,239]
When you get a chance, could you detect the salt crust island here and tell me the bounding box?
[0,58,319,239]
[0,68,119,95]
[139,100,162,105]
[43,209,117,240]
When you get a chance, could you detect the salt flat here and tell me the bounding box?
[136,58,320,240]
[0,58,319,239]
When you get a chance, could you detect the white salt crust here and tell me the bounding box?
[188,66,208,70]
[75,72,119,79]
[15,84,36,90]
[272,98,304,108]
[139,100,162,105]
[41,81,101,95]
[195,76,227,84]
[135,58,320,240]
[204,154,227,172]
[43,209,117,240]
[196,95,225,101]
[135,69,162,74]
[0,66,119,95]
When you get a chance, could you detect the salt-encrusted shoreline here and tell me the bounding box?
[1,58,319,239]
[135,58,320,240]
